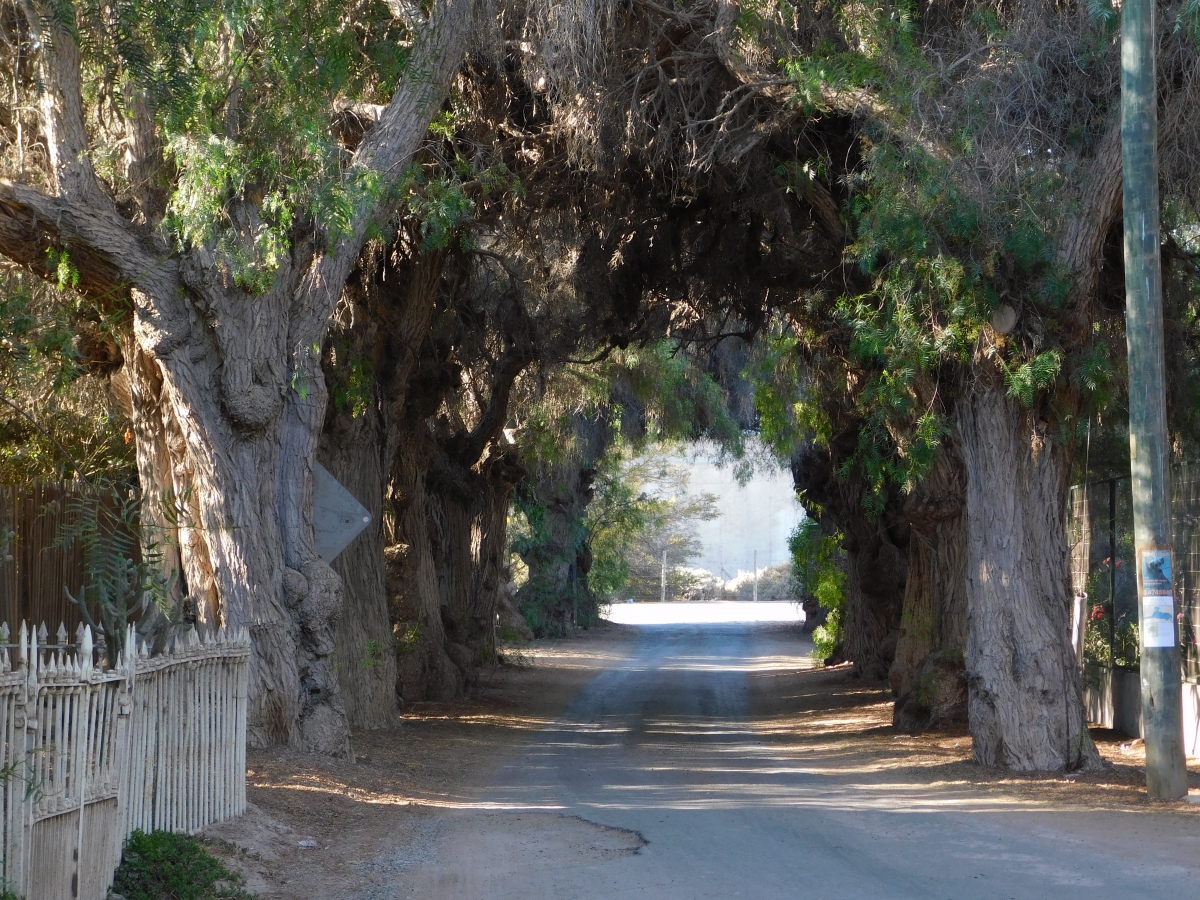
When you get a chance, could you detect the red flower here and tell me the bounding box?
[1091,605,1106,621]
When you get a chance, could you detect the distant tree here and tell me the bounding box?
[600,452,719,602]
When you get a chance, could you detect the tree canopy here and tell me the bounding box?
[4,0,1200,773]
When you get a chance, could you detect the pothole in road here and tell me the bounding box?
[379,810,648,898]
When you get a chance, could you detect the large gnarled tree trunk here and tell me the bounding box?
[427,446,526,673]
[390,413,464,701]
[387,276,532,700]
[0,0,477,753]
[945,117,1124,770]
[319,248,447,729]
[958,378,1099,771]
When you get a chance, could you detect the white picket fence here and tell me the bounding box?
[0,622,250,900]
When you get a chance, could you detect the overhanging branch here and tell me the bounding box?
[0,179,177,303]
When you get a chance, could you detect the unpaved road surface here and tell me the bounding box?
[211,604,1200,899]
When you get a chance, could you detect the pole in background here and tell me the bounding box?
[1121,0,1187,800]
[753,550,759,603]
[661,550,667,603]
[571,559,578,627]
[1109,478,1118,667]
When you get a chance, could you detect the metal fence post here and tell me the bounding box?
[1109,478,1117,665]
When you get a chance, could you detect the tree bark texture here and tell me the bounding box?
[321,409,397,731]
[840,522,907,681]
[427,459,483,679]
[890,439,969,733]
[472,451,527,656]
[388,415,464,702]
[319,249,446,729]
[383,281,532,701]
[958,381,1100,771]
[427,447,526,674]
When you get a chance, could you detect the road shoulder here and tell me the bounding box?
[204,622,638,899]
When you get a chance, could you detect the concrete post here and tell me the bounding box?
[753,550,759,602]
[1121,0,1187,800]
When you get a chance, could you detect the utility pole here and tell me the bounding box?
[661,550,667,603]
[753,550,759,602]
[1121,0,1187,800]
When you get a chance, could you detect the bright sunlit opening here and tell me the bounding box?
[603,600,805,625]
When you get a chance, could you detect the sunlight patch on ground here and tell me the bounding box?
[401,712,560,731]
[603,600,804,625]
[252,781,567,811]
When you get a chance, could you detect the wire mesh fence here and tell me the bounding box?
[1068,463,1200,681]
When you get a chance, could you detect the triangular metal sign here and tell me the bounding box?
[313,463,372,562]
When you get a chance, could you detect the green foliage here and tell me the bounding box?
[789,517,847,661]
[1004,350,1063,407]
[0,274,134,484]
[1083,607,1140,670]
[1082,608,1110,668]
[327,346,373,419]
[782,49,886,113]
[1003,218,1052,271]
[1086,0,1118,29]
[112,830,256,900]
[811,608,842,661]
[789,518,845,603]
[584,454,649,599]
[0,275,81,392]
[362,638,384,669]
[394,615,424,656]
[765,0,1133,511]
[749,324,818,459]
[508,492,593,636]
[590,451,719,602]
[515,451,718,599]
[782,0,921,97]
[46,248,80,292]
[56,483,182,659]
[1178,0,1200,39]
[403,170,477,251]
[69,0,416,281]
[610,342,745,450]
[1114,620,1141,669]
[519,340,744,478]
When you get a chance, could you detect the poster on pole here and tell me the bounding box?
[1139,548,1177,648]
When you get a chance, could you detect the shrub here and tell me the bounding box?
[112,830,255,900]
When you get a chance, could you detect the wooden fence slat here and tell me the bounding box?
[0,482,141,636]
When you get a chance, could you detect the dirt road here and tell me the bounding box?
[211,603,1200,899]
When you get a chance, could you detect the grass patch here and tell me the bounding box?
[112,830,255,900]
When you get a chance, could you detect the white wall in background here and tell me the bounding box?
[663,439,806,580]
